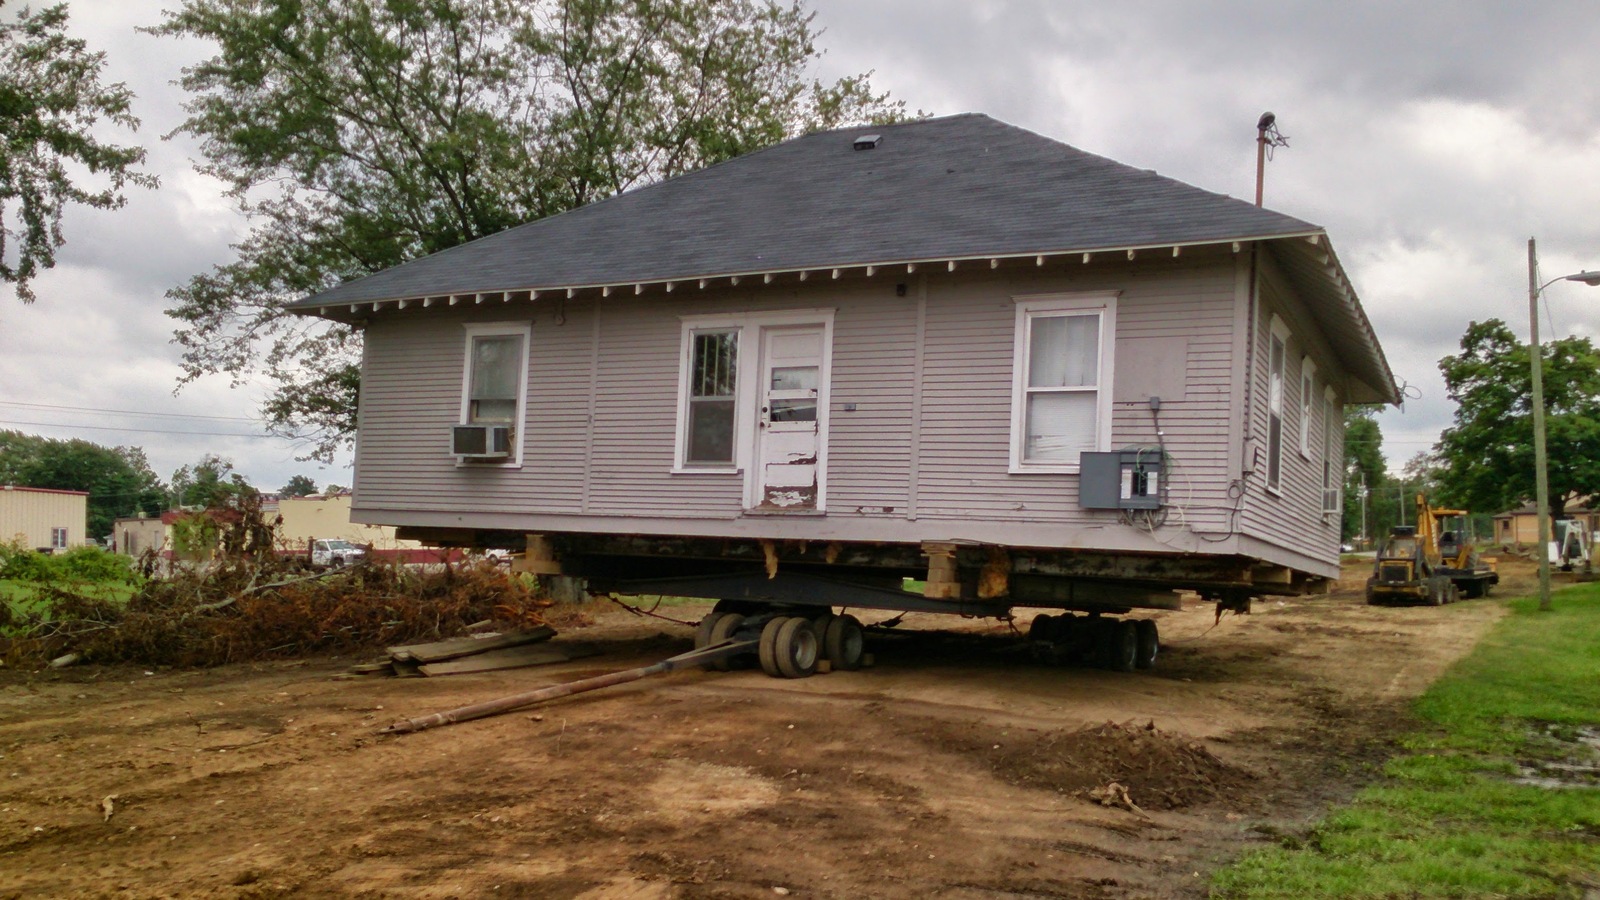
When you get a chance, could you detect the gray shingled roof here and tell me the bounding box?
[291,113,1397,403]
[295,114,1323,306]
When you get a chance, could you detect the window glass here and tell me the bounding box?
[769,399,817,422]
[1026,392,1097,460]
[770,366,818,391]
[1028,314,1099,387]
[469,335,522,423]
[1021,310,1102,463]
[686,330,738,464]
[1267,332,1286,490]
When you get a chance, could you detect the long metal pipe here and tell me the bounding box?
[378,640,756,734]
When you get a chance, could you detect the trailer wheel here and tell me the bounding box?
[694,613,722,651]
[708,613,746,672]
[1028,614,1056,642]
[774,617,820,679]
[758,617,785,677]
[825,614,866,671]
[1051,614,1081,665]
[1106,620,1138,672]
[1134,619,1159,669]
[811,612,837,644]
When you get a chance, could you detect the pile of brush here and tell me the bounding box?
[3,501,552,669]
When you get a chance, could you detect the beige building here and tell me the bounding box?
[1494,500,1600,546]
[276,493,423,556]
[0,485,89,552]
[112,513,172,556]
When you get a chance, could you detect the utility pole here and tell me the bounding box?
[1360,471,1368,546]
[1529,238,1553,612]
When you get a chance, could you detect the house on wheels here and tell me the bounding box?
[290,114,1397,676]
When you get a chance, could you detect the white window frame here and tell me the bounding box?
[50,526,67,549]
[1299,356,1317,459]
[1008,291,1119,474]
[673,309,836,476]
[1322,386,1342,520]
[457,321,532,467]
[1266,315,1290,495]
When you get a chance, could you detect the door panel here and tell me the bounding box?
[753,324,826,510]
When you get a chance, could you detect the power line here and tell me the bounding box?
[0,419,271,438]
[0,400,260,423]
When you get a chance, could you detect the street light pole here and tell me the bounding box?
[1529,238,1553,612]
[1525,238,1600,612]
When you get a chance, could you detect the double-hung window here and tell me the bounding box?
[50,527,67,550]
[684,329,739,467]
[458,323,531,464]
[1267,316,1289,493]
[1322,388,1342,518]
[1010,293,1117,472]
[1299,357,1316,458]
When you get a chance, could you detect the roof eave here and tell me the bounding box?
[292,230,1326,322]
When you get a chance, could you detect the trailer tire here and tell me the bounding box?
[824,614,866,671]
[1028,614,1056,642]
[757,617,786,677]
[811,612,837,644]
[694,614,721,651]
[1134,619,1159,669]
[1052,614,1081,665]
[1106,620,1138,672]
[773,616,820,679]
[1087,617,1116,668]
[708,613,746,671]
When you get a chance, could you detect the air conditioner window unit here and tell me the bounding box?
[452,424,512,458]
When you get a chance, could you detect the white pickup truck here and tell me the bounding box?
[310,538,367,568]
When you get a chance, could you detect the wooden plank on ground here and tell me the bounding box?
[387,626,556,663]
[417,642,600,676]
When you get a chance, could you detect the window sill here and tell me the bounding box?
[1008,464,1082,475]
[454,459,522,469]
[671,467,743,476]
[743,507,827,517]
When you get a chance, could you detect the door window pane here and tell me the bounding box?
[770,366,818,391]
[769,399,817,422]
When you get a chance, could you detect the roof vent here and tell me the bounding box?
[852,133,881,151]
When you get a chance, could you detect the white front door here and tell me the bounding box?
[751,324,827,510]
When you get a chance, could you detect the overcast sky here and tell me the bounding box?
[3,0,1599,498]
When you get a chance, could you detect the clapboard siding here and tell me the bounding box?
[1236,251,1344,563]
[351,252,1348,568]
[913,261,1239,528]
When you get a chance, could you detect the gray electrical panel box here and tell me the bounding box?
[1079,450,1166,510]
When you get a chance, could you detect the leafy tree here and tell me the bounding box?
[0,2,156,302]
[279,474,318,497]
[1435,319,1600,526]
[151,0,910,461]
[1342,407,1385,544]
[171,454,257,509]
[0,430,167,537]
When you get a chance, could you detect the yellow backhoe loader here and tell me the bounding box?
[1366,495,1498,605]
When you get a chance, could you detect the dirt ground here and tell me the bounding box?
[0,558,1542,899]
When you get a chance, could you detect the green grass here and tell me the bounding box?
[1211,587,1600,898]
[2,577,136,632]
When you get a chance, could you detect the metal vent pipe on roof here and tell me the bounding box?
[853,134,881,150]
